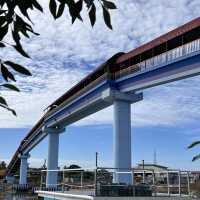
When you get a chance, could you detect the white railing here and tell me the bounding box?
[117,38,200,79]
[134,169,191,197]
[40,167,193,197]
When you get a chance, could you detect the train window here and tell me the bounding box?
[110,63,118,73]
[168,36,182,50]
[184,27,200,43]
[154,43,167,56]
[121,60,129,69]
[129,57,136,66]
[134,55,140,64]
[143,49,153,60]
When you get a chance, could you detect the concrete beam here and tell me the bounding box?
[102,89,143,104]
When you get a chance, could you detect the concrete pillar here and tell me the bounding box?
[167,171,170,196]
[178,171,181,196]
[112,92,143,185]
[187,172,190,195]
[6,175,15,184]
[44,127,65,188]
[19,154,29,185]
[113,100,132,184]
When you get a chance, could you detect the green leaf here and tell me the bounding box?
[0,103,17,116]
[102,6,112,30]
[192,154,200,162]
[1,63,16,82]
[13,43,30,58]
[17,2,32,22]
[56,3,65,18]
[0,10,6,15]
[49,0,57,19]
[0,42,5,47]
[102,0,117,9]
[0,2,5,8]
[84,0,93,8]
[188,141,200,149]
[4,61,32,76]
[0,100,17,116]
[0,96,8,106]
[66,0,82,23]
[1,84,20,92]
[32,0,43,12]
[12,30,21,44]
[11,109,17,116]
[0,24,8,40]
[75,0,83,14]
[89,4,96,27]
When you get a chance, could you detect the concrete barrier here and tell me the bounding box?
[36,191,197,200]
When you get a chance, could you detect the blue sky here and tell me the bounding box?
[1,122,200,170]
[0,0,200,170]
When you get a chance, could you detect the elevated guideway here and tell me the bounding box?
[118,39,200,92]
[5,17,200,183]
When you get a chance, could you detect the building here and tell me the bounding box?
[136,163,168,173]
[190,171,200,183]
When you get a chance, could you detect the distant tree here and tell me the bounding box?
[68,164,81,169]
[41,159,47,169]
[0,161,6,169]
[63,164,81,169]
[188,141,200,161]
[0,0,117,115]
[97,169,112,184]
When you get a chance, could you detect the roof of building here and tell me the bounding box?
[137,163,168,169]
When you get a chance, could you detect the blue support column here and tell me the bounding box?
[113,100,132,184]
[6,175,15,184]
[19,154,30,185]
[112,92,143,185]
[44,127,65,188]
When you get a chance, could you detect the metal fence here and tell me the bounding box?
[134,169,191,196]
[40,167,193,197]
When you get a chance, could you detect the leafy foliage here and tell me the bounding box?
[192,154,200,162]
[188,141,200,161]
[0,0,116,115]
[0,161,6,169]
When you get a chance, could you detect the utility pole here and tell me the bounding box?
[142,160,144,169]
[95,152,98,196]
[154,149,157,165]
[142,160,145,183]
[95,152,98,168]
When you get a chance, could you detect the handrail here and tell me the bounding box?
[116,38,200,80]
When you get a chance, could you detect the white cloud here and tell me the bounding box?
[0,0,200,128]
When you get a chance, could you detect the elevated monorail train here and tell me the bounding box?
[6,17,200,176]
[46,17,200,113]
